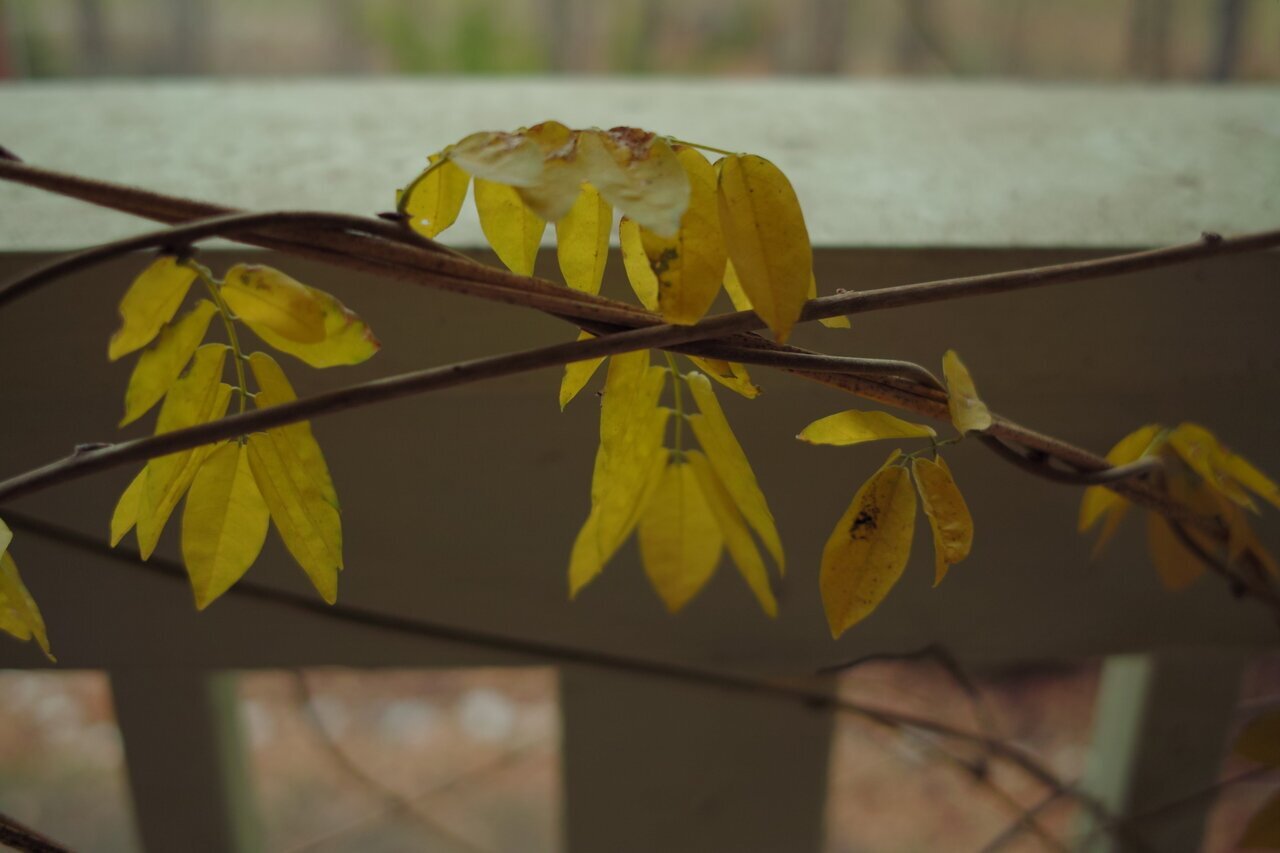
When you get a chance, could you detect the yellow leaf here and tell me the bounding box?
[137,345,231,559]
[941,350,992,434]
[1169,423,1258,510]
[716,154,812,342]
[247,284,379,369]
[913,456,973,586]
[559,332,606,410]
[248,352,339,509]
[222,265,327,344]
[1219,447,1280,512]
[571,450,669,598]
[1079,425,1165,533]
[1144,512,1206,591]
[619,216,659,310]
[576,128,689,236]
[401,154,470,239]
[0,517,10,557]
[687,450,777,617]
[798,410,937,446]
[246,432,342,604]
[821,452,917,638]
[0,548,53,661]
[810,272,851,329]
[555,183,611,294]
[683,371,784,572]
[474,178,546,276]
[515,121,584,222]
[634,146,725,325]
[110,468,146,547]
[109,255,199,361]
[687,356,759,399]
[637,460,724,613]
[1240,791,1280,849]
[1236,709,1280,766]
[120,299,218,427]
[448,129,546,186]
[181,442,271,610]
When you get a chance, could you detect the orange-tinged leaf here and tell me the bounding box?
[638,460,724,613]
[246,431,342,604]
[1235,709,1280,766]
[109,255,199,361]
[619,216,659,310]
[0,548,52,661]
[941,350,992,434]
[515,121,584,222]
[576,128,689,236]
[1169,423,1258,510]
[110,468,146,547]
[810,272,851,329]
[1146,507,1203,589]
[555,183,611,294]
[913,456,973,586]
[687,450,777,617]
[248,352,339,509]
[684,371,784,572]
[687,356,759,399]
[798,410,936,446]
[120,299,218,427]
[1079,425,1165,533]
[247,284,379,369]
[716,154,812,342]
[821,452,916,638]
[447,130,545,186]
[559,332,606,410]
[222,265,327,344]
[181,442,271,609]
[474,178,546,276]
[401,154,470,239]
[1240,791,1280,849]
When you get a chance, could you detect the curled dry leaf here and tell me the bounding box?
[515,120,583,222]
[577,128,689,237]
[913,456,973,586]
[447,130,546,186]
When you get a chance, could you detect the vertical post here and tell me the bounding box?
[1077,651,1245,853]
[111,668,260,853]
[560,667,835,853]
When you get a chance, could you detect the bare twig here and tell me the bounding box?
[0,811,73,853]
[979,435,1164,486]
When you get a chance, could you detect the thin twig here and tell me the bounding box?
[0,811,73,853]
[978,790,1065,853]
[980,435,1164,486]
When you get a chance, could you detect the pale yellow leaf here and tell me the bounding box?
[248,352,339,508]
[687,450,777,617]
[941,350,992,434]
[619,216,659,311]
[1169,422,1258,510]
[913,456,973,586]
[1240,791,1280,848]
[474,178,546,276]
[0,549,52,661]
[798,410,936,446]
[821,452,916,638]
[576,128,689,236]
[247,285,379,369]
[684,371,784,572]
[222,265,327,344]
[181,442,270,609]
[110,468,146,547]
[686,356,759,399]
[401,153,470,239]
[1079,424,1165,533]
[810,272,851,329]
[638,460,724,613]
[515,121,584,222]
[120,299,218,427]
[246,432,342,604]
[559,332,606,410]
[555,183,611,294]
[109,255,199,361]
[448,129,545,186]
[716,154,812,342]
[1236,709,1280,766]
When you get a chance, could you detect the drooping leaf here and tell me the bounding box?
[1236,709,1280,766]
[798,410,936,447]
[559,332,607,410]
[821,452,917,638]
[1079,425,1164,533]
[246,431,342,604]
[716,154,812,342]
[246,284,379,369]
[1169,423,1258,510]
[555,183,611,294]
[809,272,851,329]
[0,548,52,661]
[687,450,777,617]
[474,178,546,276]
[109,255,199,361]
[221,265,327,344]
[1239,791,1280,849]
[515,121,584,222]
[576,128,689,237]
[447,129,546,186]
[181,441,271,610]
[687,356,759,399]
[1218,446,1280,512]
[1144,511,1206,591]
[248,352,338,508]
[724,262,849,330]
[571,450,668,599]
[913,456,973,586]
[637,460,724,613]
[110,468,146,547]
[120,299,218,427]
[0,518,11,559]
[941,350,992,434]
[401,153,470,239]
[683,371,784,572]
[619,216,659,310]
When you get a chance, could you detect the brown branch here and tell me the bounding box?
[979,435,1164,486]
[0,811,73,853]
